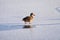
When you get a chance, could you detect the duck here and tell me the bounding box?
[22,12,35,24]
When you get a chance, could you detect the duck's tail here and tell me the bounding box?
[22,19,24,21]
[22,18,25,21]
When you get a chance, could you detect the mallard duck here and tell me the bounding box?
[22,13,35,24]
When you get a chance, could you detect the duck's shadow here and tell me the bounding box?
[23,25,32,28]
[0,24,36,31]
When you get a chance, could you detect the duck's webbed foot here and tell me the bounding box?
[25,22,27,24]
[29,22,31,24]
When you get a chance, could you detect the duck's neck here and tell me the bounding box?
[30,15,33,18]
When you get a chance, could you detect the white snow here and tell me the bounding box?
[0,25,60,40]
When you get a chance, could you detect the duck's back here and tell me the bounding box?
[23,16,33,22]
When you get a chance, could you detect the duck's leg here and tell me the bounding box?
[29,22,31,24]
[25,22,27,24]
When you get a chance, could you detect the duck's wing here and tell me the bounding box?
[25,16,30,19]
[23,16,30,20]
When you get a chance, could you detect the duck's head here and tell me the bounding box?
[30,13,35,16]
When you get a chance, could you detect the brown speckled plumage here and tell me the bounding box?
[22,13,35,24]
